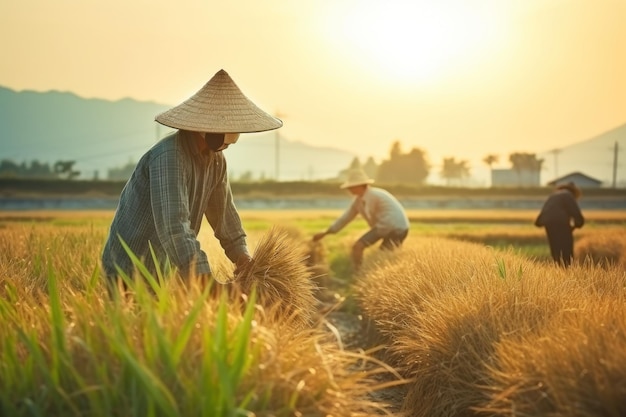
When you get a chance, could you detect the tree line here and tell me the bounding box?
[336,141,543,186]
[0,141,544,185]
[0,159,81,180]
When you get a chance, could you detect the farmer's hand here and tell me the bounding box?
[234,253,254,276]
[312,232,327,242]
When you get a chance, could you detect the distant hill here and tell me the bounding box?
[0,87,355,181]
[3,86,623,186]
[538,123,626,187]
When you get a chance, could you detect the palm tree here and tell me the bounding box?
[482,154,499,187]
[483,154,499,171]
[509,152,544,186]
[440,157,471,186]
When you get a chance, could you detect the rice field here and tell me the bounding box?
[1,209,625,416]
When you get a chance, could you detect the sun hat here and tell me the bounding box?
[340,169,375,189]
[155,69,283,133]
[557,181,582,199]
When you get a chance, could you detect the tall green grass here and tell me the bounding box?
[0,222,398,416]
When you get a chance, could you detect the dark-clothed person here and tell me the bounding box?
[534,181,585,267]
[102,69,282,291]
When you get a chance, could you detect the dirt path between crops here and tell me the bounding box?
[322,298,408,415]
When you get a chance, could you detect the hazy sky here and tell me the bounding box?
[2,0,625,179]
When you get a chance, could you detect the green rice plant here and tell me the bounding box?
[1,219,399,416]
[1,266,390,416]
[494,257,524,280]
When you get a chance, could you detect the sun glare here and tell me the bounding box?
[326,1,501,86]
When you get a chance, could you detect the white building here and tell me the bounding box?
[491,169,541,187]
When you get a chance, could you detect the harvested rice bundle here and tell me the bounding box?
[231,226,320,327]
[305,239,332,293]
[265,224,330,284]
[574,229,626,267]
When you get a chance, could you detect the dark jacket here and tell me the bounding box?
[535,189,585,229]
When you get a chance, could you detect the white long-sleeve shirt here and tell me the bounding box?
[327,186,409,235]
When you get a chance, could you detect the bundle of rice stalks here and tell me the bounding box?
[230,226,320,327]
[305,239,330,285]
[574,229,626,267]
[262,224,330,286]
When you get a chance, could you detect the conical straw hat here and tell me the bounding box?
[155,69,283,133]
[340,169,375,189]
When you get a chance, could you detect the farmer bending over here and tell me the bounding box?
[313,169,410,271]
[102,69,282,293]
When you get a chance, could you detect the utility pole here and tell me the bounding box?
[274,111,286,181]
[612,141,619,189]
[275,128,279,181]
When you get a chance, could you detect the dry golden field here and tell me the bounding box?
[0,209,625,416]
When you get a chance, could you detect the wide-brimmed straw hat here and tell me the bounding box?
[557,181,582,199]
[155,69,283,133]
[340,169,375,189]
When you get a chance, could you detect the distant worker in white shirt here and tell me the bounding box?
[312,169,410,271]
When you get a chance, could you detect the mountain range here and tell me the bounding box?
[0,86,355,181]
[537,123,626,187]
[1,86,624,186]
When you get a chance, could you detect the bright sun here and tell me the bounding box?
[325,1,501,86]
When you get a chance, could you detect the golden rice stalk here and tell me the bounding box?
[260,224,330,286]
[574,229,626,267]
[230,226,320,327]
[305,239,331,290]
[477,296,626,416]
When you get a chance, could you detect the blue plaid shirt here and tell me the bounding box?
[102,130,249,279]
